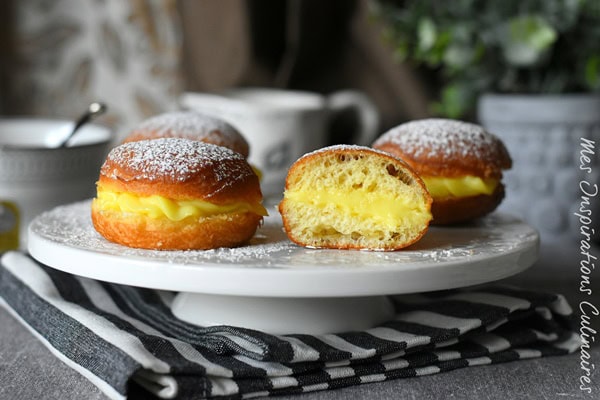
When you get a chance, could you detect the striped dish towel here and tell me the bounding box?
[0,252,579,400]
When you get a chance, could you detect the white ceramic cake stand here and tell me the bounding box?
[28,200,539,335]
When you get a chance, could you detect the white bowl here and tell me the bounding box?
[0,118,112,250]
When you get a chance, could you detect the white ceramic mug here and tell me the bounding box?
[0,118,112,250]
[179,88,379,201]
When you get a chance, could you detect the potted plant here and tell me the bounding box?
[373,0,600,241]
[373,0,600,117]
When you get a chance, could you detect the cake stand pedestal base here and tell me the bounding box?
[171,293,396,335]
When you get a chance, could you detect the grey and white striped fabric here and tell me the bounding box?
[0,251,580,400]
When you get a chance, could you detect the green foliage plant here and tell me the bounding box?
[374,0,600,118]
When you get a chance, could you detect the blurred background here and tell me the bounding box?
[0,0,433,141]
[1,0,598,135]
[0,0,599,243]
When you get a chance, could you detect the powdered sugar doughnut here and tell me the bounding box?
[92,138,266,250]
[373,118,511,224]
[123,111,250,158]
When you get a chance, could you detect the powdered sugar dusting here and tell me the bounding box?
[102,138,252,183]
[373,118,503,161]
[128,111,249,155]
[135,111,242,142]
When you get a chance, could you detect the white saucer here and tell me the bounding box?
[28,200,539,334]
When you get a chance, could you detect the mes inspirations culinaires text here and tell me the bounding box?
[577,136,598,394]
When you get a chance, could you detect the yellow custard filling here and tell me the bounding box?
[251,165,263,180]
[422,176,499,198]
[284,189,430,231]
[94,188,268,221]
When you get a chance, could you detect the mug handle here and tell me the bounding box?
[326,90,380,146]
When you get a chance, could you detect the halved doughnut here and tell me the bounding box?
[278,145,432,251]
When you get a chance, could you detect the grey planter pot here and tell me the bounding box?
[477,94,600,242]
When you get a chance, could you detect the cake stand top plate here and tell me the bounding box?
[28,200,539,298]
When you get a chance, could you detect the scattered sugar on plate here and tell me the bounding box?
[28,200,532,271]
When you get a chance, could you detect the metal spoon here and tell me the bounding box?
[52,102,108,148]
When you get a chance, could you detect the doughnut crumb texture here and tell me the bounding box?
[92,138,265,250]
[279,145,432,251]
[372,118,512,225]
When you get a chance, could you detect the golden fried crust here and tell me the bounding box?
[92,138,264,250]
[122,111,250,158]
[279,145,432,251]
[372,119,511,224]
[283,145,430,193]
[372,142,505,179]
[372,119,512,179]
[91,207,262,250]
[430,184,505,225]
[99,138,262,204]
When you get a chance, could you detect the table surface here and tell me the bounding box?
[1,239,599,400]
